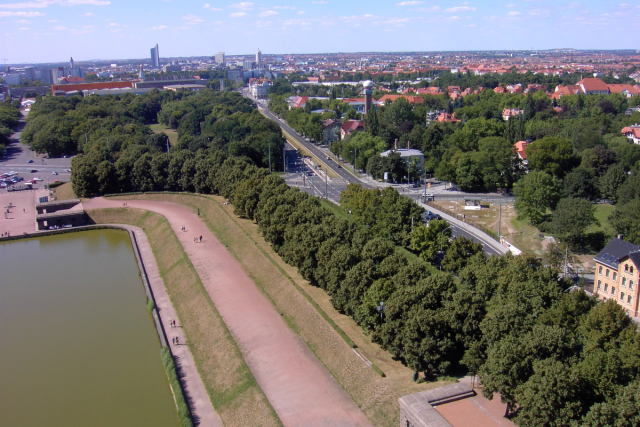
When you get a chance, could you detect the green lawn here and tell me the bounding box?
[589,204,615,238]
[150,123,179,146]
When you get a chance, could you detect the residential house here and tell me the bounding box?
[322,119,341,145]
[621,125,640,144]
[377,94,425,105]
[379,148,425,175]
[287,95,309,109]
[594,238,640,318]
[577,77,610,95]
[436,112,460,123]
[514,140,529,161]
[340,119,364,140]
[502,108,524,121]
[608,84,640,98]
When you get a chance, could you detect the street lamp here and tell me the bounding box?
[376,301,385,319]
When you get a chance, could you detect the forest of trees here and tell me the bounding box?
[0,101,21,157]
[62,89,640,426]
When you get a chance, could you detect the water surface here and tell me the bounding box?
[0,230,179,427]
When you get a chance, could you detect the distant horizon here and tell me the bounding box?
[1,0,639,64]
[5,47,640,67]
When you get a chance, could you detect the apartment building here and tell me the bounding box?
[594,238,640,318]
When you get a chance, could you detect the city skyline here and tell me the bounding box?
[0,0,639,64]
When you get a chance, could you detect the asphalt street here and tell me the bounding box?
[1,115,72,191]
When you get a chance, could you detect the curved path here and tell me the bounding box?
[85,197,372,427]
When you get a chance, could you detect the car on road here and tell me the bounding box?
[421,211,441,222]
[30,169,38,173]
[27,159,34,163]
[51,171,58,175]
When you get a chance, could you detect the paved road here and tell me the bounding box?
[0,114,72,190]
[86,198,373,427]
[247,93,509,255]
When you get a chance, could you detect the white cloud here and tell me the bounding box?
[444,6,476,13]
[107,21,119,27]
[0,10,44,16]
[64,0,110,5]
[0,0,109,8]
[18,26,30,30]
[507,10,521,16]
[311,1,327,4]
[274,5,295,10]
[230,2,253,10]
[182,14,204,24]
[203,3,222,11]
[259,10,277,17]
[151,24,168,30]
[52,24,67,30]
[230,11,247,17]
[83,11,93,16]
[396,1,423,6]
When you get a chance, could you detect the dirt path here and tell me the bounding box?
[119,224,223,427]
[85,197,372,427]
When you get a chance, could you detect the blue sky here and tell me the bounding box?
[0,0,639,64]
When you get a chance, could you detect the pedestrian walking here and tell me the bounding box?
[175,336,180,345]
[199,235,202,243]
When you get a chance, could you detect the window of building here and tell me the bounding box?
[625,264,629,272]
[597,280,601,289]
[628,295,632,304]
[612,287,616,295]
[631,266,635,273]
[605,284,609,292]
[606,269,610,277]
[621,292,625,300]
[622,277,627,287]
[599,265,603,274]
[631,281,635,291]
[613,272,618,281]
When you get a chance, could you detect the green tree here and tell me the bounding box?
[609,199,640,245]
[441,237,484,273]
[513,171,561,224]
[599,164,627,201]
[514,359,586,426]
[409,220,451,263]
[526,136,579,178]
[549,198,597,249]
[581,380,640,427]
[562,168,598,200]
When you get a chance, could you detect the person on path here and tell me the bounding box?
[199,235,202,243]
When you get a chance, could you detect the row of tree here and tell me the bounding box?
[67,90,640,425]
[0,101,21,157]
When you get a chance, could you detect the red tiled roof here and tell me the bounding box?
[341,119,364,133]
[621,126,640,139]
[51,81,134,94]
[578,78,610,93]
[608,84,640,96]
[436,112,460,123]
[514,140,529,160]
[377,94,425,104]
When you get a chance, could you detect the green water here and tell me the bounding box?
[0,230,179,427]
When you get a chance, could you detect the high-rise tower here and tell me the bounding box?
[150,44,160,67]
[256,49,262,65]
[362,80,374,115]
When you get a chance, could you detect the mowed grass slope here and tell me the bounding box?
[122,193,448,427]
[86,207,280,427]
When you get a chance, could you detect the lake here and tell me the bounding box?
[0,229,179,427]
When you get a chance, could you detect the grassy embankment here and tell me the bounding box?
[52,182,76,200]
[150,123,179,146]
[86,207,280,427]
[117,193,449,427]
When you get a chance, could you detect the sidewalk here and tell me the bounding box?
[118,224,223,427]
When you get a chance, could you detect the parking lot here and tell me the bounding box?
[0,115,72,194]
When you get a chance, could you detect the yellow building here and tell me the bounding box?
[594,238,640,318]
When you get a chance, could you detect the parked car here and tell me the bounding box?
[27,159,34,163]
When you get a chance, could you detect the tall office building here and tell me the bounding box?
[69,57,75,70]
[256,49,262,65]
[215,52,225,65]
[150,44,160,67]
